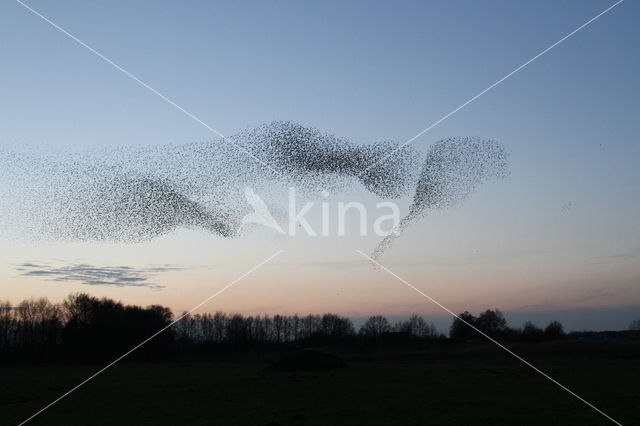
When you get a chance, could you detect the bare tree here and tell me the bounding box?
[395,314,440,339]
[360,315,391,337]
[544,320,565,339]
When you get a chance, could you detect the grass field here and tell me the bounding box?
[1,355,637,425]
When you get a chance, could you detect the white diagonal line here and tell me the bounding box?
[18,250,283,426]
[356,250,623,426]
[14,0,282,177]
[358,0,624,177]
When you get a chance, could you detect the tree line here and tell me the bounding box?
[449,310,566,341]
[0,293,581,363]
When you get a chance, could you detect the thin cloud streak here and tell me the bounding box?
[589,247,640,265]
[15,262,185,290]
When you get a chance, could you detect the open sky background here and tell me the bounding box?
[1,0,639,332]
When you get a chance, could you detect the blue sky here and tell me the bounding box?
[1,0,639,331]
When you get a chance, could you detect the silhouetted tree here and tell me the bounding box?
[629,319,640,331]
[0,300,14,352]
[299,314,319,339]
[290,314,301,341]
[544,320,565,339]
[476,309,508,337]
[320,314,355,340]
[450,311,477,341]
[59,293,173,361]
[359,315,391,338]
[1,293,626,364]
[226,314,250,346]
[521,321,544,341]
[273,314,285,343]
[395,314,441,339]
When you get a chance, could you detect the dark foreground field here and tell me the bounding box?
[1,355,637,426]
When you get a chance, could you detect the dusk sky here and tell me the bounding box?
[1,0,639,332]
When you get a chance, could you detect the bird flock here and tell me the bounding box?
[0,122,508,258]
